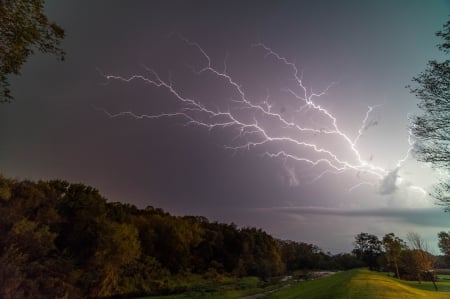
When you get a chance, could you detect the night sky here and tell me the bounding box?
[1,0,450,253]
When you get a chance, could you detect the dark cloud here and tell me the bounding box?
[379,168,399,195]
[266,206,449,227]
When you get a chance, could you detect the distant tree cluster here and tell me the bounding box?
[0,175,362,299]
[352,231,447,291]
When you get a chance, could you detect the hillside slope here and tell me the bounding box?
[268,269,450,299]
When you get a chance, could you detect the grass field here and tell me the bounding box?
[136,275,283,299]
[267,269,450,299]
[139,269,450,299]
[140,287,275,299]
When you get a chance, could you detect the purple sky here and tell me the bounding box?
[1,0,450,253]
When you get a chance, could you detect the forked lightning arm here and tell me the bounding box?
[98,38,417,190]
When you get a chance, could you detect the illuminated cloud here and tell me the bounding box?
[266,205,447,227]
[379,168,399,195]
[282,164,300,187]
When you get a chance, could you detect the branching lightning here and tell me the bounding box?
[98,37,423,193]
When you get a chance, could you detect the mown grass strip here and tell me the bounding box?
[267,269,450,299]
[139,269,450,299]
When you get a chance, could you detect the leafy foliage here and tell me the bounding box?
[383,233,406,279]
[1,175,443,298]
[353,231,439,287]
[0,175,355,298]
[438,231,450,257]
[352,232,383,270]
[0,0,65,102]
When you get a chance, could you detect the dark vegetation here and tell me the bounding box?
[409,19,450,207]
[0,0,65,102]
[0,175,364,299]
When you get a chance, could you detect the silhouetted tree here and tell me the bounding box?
[352,232,383,270]
[0,0,65,102]
[280,240,324,271]
[383,233,406,279]
[409,19,450,208]
[438,231,450,258]
[329,253,365,270]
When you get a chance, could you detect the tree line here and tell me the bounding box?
[352,231,450,291]
[0,175,363,299]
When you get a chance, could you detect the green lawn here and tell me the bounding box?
[140,288,272,299]
[438,274,450,281]
[139,269,450,299]
[267,269,450,299]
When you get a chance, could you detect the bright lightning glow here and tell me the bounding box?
[409,185,427,195]
[98,37,422,193]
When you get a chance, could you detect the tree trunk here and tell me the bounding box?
[394,260,400,280]
[429,271,438,291]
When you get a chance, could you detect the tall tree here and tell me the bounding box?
[437,231,450,257]
[407,232,438,290]
[409,19,450,208]
[382,233,405,279]
[0,0,65,102]
[352,232,383,271]
[92,222,141,297]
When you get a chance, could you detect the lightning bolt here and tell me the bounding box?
[97,37,420,192]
